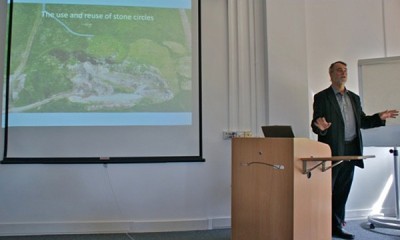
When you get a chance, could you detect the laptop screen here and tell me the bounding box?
[261,125,294,138]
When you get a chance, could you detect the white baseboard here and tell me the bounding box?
[0,217,232,236]
[1,208,395,237]
[210,217,231,229]
[346,207,395,220]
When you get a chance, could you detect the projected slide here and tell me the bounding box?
[8,0,194,126]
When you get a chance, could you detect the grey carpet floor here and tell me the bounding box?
[0,229,230,240]
[0,219,399,239]
[333,219,400,240]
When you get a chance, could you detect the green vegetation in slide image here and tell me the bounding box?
[8,3,193,113]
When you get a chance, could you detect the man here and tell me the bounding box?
[311,61,398,239]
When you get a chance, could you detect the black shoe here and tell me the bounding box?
[332,227,355,239]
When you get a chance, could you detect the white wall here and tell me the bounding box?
[266,0,310,137]
[1,0,399,236]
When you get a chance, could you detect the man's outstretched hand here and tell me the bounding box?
[314,117,332,131]
[379,109,399,120]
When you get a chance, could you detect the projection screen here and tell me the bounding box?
[1,0,203,163]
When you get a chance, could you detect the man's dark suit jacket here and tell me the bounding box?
[311,87,385,168]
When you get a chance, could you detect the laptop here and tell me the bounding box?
[261,125,294,138]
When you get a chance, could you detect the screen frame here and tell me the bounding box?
[1,0,204,164]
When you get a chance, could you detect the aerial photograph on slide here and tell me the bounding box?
[7,1,193,114]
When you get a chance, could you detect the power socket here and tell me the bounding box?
[223,130,252,139]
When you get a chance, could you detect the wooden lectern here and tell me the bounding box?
[232,137,332,240]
